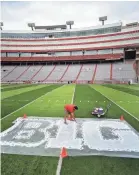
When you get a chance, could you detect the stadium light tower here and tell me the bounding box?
[66,21,74,29]
[0,22,4,30]
[28,23,35,31]
[99,16,107,25]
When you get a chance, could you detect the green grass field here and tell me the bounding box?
[1,83,139,175]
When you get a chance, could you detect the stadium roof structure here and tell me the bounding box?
[34,25,67,30]
[1,22,122,33]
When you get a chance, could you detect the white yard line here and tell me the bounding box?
[56,152,63,175]
[91,86,139,122]
[71,84,76,104]
[1,85,64,121]
[56,84,76,175]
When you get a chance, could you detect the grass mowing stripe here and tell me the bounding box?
[91,85,139,132]
[16,84,75,118]
[72,85,139,131]
[1,85,61,119]
[129,86,139,90]
[1,83,28,88]
[1,84,25,89]
[2,154,58,175]
[92,85,139,121]
[1,85,49,117]
[92,84,139,118]
[103,84,139,97]
[1,84,37,92]
[1,84,28,91]
[1,85,67,131]
[1,84,19,90]
[1,84,47,100]
[1,84,8,87]
[74,85,130,118]
[1,84,13,87]
[61,156,139,175]
[114,84,139,91]
[73,85,111,118]
[74,85,119,118]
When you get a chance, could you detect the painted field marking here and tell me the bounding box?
[56,154,63,175]
[1,85,64,121]
[71,84,76,104]
[4,100,32,102]
[91,86,139,122]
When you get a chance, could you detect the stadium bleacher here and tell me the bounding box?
[1,38,139,51]
[1,22,139,84]
[1,62,136,83]
[95,63,111,81]
[77,64,96,81]
[112,62,136,82]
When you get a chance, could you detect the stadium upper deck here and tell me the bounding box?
[1,22,122,38]
[1,22,139,62]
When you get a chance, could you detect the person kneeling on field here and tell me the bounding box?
[64,104,78,124]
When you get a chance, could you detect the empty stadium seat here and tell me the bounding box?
[1,66,16,79]
[32,65,55,81]
[112,62,136,82]
[1,62,137,83]
[17,66,43,81]
[2,66,26,81]
[61,65,81,81]
[77,64,96,81]
[95,64,111,81]
[47,65,68,81]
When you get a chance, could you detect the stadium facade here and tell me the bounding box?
[1,21,139,84]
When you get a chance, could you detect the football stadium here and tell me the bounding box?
[1,2,139,175]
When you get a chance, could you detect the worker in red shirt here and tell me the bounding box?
[64,104,78,124]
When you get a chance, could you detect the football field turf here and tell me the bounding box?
[1,83,139,175]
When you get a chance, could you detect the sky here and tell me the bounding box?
[1,1,139,30]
